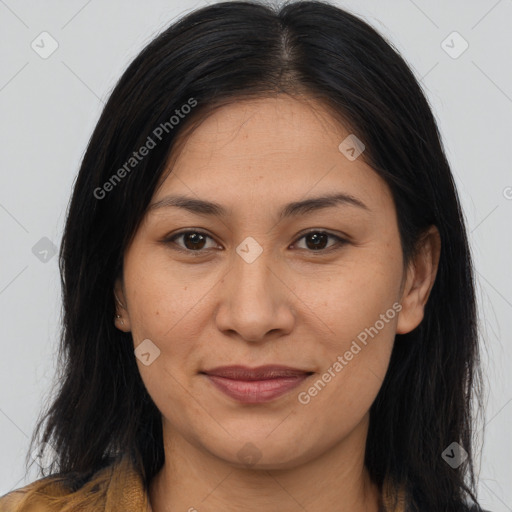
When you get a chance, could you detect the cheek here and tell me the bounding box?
[294,244,401,413]
[123,261,211,413]
[124,251,212,346]
[129,284,204,426]
[305,245,403,349]
[297,315,396,429]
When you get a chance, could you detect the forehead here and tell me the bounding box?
[152,96,392,215]
[174,95,346,157]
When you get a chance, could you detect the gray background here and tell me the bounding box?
[1,0,511,510]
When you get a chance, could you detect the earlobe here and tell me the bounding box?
[113,278,131,332]
[396,226,441,335]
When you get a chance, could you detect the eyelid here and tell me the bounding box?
[292,229,348,252]
[163,228,349,254]
[163,229,219,255]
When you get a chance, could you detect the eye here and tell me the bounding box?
[164,229,347,255]
[292,230,348,252]
[165,230,219,254]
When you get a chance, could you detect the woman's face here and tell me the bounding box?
[115,95,431,470]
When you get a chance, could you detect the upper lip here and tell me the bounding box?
[201,365,313,381]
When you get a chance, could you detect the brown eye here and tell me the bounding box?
[293,231,347,252]
[166,230,217,253]
[164,229,347,256]
[304,232,330,250]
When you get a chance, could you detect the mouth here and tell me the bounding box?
[200,365,314,403]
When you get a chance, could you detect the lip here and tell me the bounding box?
[201,365,314,403]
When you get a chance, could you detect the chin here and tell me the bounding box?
[204,435,321,471]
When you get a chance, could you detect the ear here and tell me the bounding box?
[114,277,132,332]
[396,226,441,334]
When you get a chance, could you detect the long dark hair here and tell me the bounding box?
[25,1,483,510]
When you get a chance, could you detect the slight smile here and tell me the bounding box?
[200,365,315,404]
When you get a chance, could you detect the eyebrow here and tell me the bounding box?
[148,192,370,221]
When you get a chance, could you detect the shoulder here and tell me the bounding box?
[0,454,148,512]
[0,464,107,511]
[0,488,25,510]
[0,479,56,512]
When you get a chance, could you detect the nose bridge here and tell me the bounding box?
[215,239,294,341]
[231,240,276,309]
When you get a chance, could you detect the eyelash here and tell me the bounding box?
[163,229,348,256]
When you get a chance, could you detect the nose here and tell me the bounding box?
[214,248,295,343]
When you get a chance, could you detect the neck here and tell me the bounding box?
[149,414,381,512]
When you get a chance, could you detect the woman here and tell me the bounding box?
[0,1,487,511]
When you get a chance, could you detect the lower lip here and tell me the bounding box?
[204,374,312,403]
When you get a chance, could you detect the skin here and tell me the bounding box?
[114,95,440,512]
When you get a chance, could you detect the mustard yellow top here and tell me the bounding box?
[0,454,407,512]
